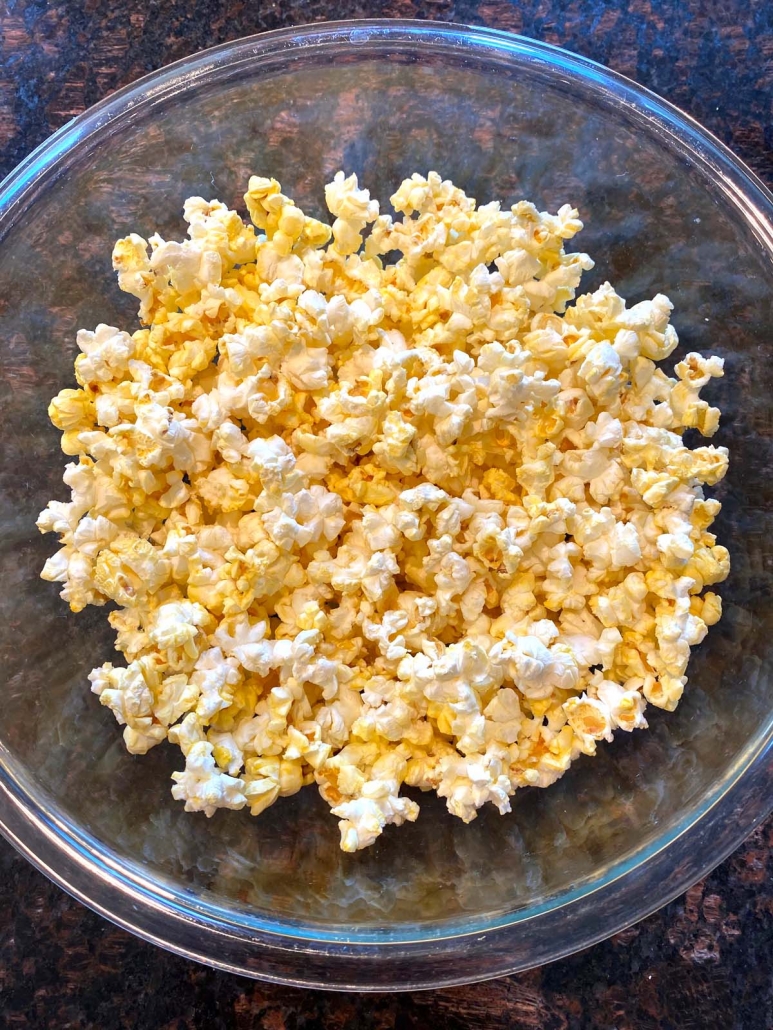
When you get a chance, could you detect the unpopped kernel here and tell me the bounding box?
[38,172,729,851]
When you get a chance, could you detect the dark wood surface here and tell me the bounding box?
[0,2,772,1027]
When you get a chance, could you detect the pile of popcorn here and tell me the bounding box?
[37,171,730,851]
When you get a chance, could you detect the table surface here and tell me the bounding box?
[1,1,771,1027]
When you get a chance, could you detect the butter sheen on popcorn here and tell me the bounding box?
[38,171,730,851]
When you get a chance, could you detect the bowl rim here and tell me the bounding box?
[1,17,772,990]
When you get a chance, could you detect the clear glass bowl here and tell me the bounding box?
[0,20,771,991]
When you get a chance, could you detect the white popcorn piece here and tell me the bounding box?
[148,600,211,657]
[325,171,380,255]
[563,694,614,744]
[75,324,135,384]
[171,741,247,816]
[595,680,648,732]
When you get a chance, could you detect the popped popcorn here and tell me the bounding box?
[38,171,729,851]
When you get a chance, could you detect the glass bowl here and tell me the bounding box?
[0,20,771,991]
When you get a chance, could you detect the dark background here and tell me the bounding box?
[0,2,772,1027]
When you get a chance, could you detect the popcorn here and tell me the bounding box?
[75,324,135,385]
[329,749,420,852]
[171,741,247,816]
[38,171,729,851]
[563,694,614,745]
[324,171,379,255]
